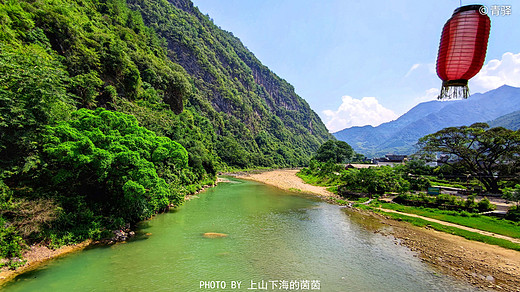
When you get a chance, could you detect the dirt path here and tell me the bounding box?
[235,169,520,291]
[379,208,520,244]
[235,169,338,198]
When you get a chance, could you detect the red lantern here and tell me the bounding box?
[436,5,491,99]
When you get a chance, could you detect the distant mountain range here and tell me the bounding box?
[333,85,520,157]
[488,110,520,130]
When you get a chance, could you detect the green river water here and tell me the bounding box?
[2,178,477,291]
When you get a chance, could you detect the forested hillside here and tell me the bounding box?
[0,0,331,264]
[127,0,332,167]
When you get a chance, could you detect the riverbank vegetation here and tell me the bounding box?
[393,193,495,213]
[1,108,208,267]
[299,124,520,250]
[298,160,426,196]
[346,198,520,251]
[299,159,520,250]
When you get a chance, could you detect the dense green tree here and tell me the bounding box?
[418,123,520,193]
[41,108,189,223]
[315,140,354,163]
[404,159,433,176]
[340,166,410,196]
[0,43,75,179]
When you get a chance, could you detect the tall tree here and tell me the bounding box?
[417,123,520,193]
[315,140,354,163]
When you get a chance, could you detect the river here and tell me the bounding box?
[2,178,477,291]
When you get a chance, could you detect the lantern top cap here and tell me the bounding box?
[453,4,484,15]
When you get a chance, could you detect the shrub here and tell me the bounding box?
[505,206,520,222]
[0,218,27,268]
[408,176,431,191]
[477,197,495,212]
[392,193,494,213]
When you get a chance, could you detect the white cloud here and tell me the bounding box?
[323,96,398,132]
[404,63,436,78]
[413,87,439,104]
[405,63,421,78]
[470,52,520,92]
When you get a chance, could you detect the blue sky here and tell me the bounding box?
[191,0,520,132]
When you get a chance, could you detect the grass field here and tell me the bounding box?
[373,201,520,239]
[296,172,339,187]
[379,210,520,251]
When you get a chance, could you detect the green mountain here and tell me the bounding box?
[488,110,520,130]
[0,0,331,258]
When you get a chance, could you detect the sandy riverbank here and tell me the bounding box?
[235,169,338,199]
[237,169,520,291]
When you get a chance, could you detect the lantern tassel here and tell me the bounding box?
[438,80,470,99]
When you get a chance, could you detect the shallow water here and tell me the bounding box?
[2,178,477,291]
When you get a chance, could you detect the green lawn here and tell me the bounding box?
[296,172,339,187]
[374,201,520,239]
[426,176,480,189]
[379,211,520,251]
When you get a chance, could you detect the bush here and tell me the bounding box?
[503,185,520,207]
[0,218,27,268]
[392,193,494,213]
[408,176,431,191]
[505,206,520,222]
[464,195,477,210]
[477,197,495,212]
[460,211,470,217]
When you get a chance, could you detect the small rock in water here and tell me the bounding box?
[111,229,134,242]
[203,232,228,238]
[485,275,495,282]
